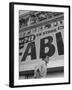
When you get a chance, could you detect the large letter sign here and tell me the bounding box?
[40,36,55,58]
[21,42,36,61]
[19,19,64,71]
[56,32,64,55]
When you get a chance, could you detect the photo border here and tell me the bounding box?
[9,2,70,88]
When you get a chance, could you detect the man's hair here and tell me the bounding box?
[42,57,45,60]
[42,56,49,60]
[46,56,49,58]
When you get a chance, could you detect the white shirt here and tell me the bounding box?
[34,60,47,78]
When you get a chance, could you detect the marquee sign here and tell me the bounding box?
[19,17,64,71]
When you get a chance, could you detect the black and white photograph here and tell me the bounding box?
[9,2,70,87]
[19,10,64,79]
